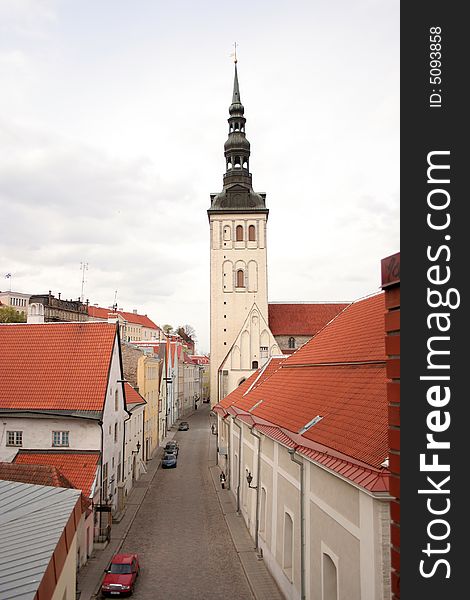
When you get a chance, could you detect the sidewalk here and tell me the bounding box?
[76,429,177,600]
[77,418,284,600]
[208,435,285,600]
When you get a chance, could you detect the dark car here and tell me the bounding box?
[164,440,179,456]
[101,553,139,596]
[162,452,177,468]
[178,421,189,431]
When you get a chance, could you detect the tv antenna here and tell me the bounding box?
[80,262,88,303]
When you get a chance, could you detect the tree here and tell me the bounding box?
[178,324,196,341]
[162,324,173,334]
[0,306,27,323]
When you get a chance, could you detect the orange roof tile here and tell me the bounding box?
[268,302,348,336]
[0,462,74,489]
[124,382,146,408]
[14,451,100,497]
[285,293,385,365]
[88,306,159,330]
[216,293,388,472]
[0,322,117,412]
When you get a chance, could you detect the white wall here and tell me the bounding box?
[226,418,392,600]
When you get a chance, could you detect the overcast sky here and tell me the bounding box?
[0,0,399,353]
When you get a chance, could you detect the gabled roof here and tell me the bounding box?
[124,382,147,409]
[268,302,348,336]
[0,462,74,490]
[14,450,100,498]
[0,481,82,600]
[0,322,117,412]
[215,293,389,491]
[88,305,160,330]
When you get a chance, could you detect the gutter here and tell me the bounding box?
[288,446,306,600]
[231,416,242,512]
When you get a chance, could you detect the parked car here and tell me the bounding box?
[162,452,177,468]
[101,553,139,596]
[178,421,189,431]
[164,440,179,456]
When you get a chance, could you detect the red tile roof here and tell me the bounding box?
[215,293,388,489]
[14,451,100,497]
[88,306,160,330]
[268,302,348,336]
[0,322,117,412]
[124,382,146,408]
[0,462,74,489]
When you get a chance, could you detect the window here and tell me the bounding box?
[322,553,338,600]
[236,269,245,288]
[236,225,244,241]
[283,512,294,579]
[288,337,296,349]
[7,431,22,446]
[115,389,119,411]
[52,431,69,447]
[260,487,267,535]
[248,225,256,241]
[252,360,258,369]
[114,423,118,442]
[103,462,108,499]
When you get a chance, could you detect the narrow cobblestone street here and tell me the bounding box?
[118,404,255,600]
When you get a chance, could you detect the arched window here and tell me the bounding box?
[236,225,244,241]
[288,337,296,349]
[248,225,256,241]
[236,269,245,288]
[322,553,338,600]
[260,487,267,535]
[283,512,294,580]
[252,360,258,369]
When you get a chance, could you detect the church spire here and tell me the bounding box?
[208,60,268,216]
[232,63,241,105]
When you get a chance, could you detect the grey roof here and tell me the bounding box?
[0,480,81,600]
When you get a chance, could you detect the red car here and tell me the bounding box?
[101,553,140,596]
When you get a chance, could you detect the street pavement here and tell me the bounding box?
[77,404,284,600]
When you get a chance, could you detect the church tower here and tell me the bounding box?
[208,62,279,404]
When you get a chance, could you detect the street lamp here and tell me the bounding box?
[132,441,141,455]
[246,470,257,489]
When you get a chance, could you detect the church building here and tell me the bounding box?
[208,62,282,404]
[208,64,347,404]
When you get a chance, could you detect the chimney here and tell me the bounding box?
[27,303,45,324]
[133,309,138,314]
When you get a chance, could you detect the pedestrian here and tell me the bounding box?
[220,472,226,489]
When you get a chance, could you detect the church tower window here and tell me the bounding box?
[236,269,245,288]
[236,225,244,241]
[248,225,256,241]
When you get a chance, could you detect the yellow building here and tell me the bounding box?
[121,343,161,460]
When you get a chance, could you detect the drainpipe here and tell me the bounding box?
[288,446,306,600]
[225,416,230,490]
[231,416,242,512]
[249,424,262,551]
[98,420,104,540]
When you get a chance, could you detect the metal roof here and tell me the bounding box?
[0,480,81,600]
